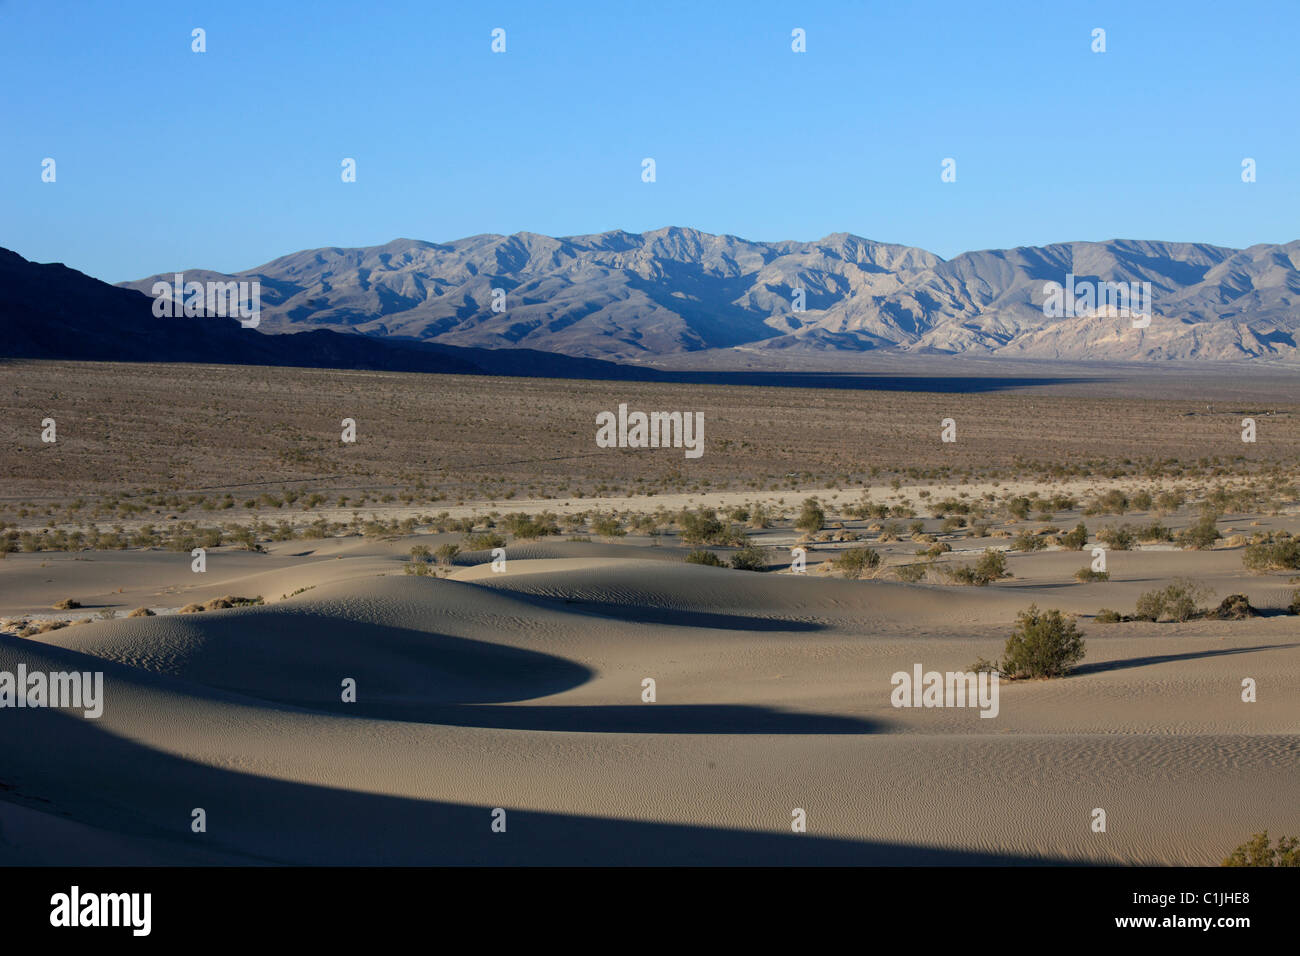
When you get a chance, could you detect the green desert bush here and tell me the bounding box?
[1085,489,1130,516]
[1134,579,1213,622]
[1059,523,1089,550]
[834,547,881,579]
[434,543,461,565]
[203,595,263,610]
[998,605,1086,679]
[946,549,1010,586]
[464,532,507,551]
[1006,497,1032,520]
[1074,567,1110,583]
[52,598,81,610]
[892,563,928,583]
[678,509,725,545]
[1222,832,1300,867]
[1135,521,1173,543]
[504,512,559,539]
[729,544,768,571]
[795,498,825,534]
[1242,532,1300,571]
[1094,608,1124,623]
[1177,511,1222,550]
[1012,531,1047,552]
[1096,525,1135,551]
[685,549,724,567]
[589,515,626,538]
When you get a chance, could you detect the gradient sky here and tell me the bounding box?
[3,0,1297,282]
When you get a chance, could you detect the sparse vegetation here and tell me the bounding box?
[946,549,1010,586]
[973,605,1086,679]
[1222,832,1300,867]
[834,547,881,579]
[729,544,768,571]
[685,549,724,567]
[1134,579,1213,623]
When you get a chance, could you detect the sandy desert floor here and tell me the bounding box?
[1,360,1297,865]
[2,518,1298,864]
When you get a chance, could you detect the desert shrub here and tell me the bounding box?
[1222,832,1300,867]
[685,549,724,567]
[795,498,825,534]
[179,603,204,613]
[590,515,626,538]
[1085,489,1130,516]
[1096,525,1135,551]
[52,598,81,610]
[1074,568,1109,583]
[730,544,768,571]
[1013,532,1046,552]
[940,516,966,532]
[1131,490,1154,511]
[892,563,928,583]
[1006,497,1032,520]
[1208,594,1257,620]
[464,532,507,551]
[997,605,1086,679]
[1290,590,1300,615]
[1177,512,1222,550]
[947,549,1010,586]
[1095,608,1123,623]
[409,545,433,564]
[923,541,951,558]
[1242,532,1300,571]
[1135,521,1173,542]
[726,506,750,523]
[203,595,263,610]
[126,607,155,617]
[747,503,771,529]
[504,512,559,539]
[1134,578,1213,622]
[909,520,925,536]
[834,547,881,579]
[1154,490,1184,514]
[678,509,725,545]
[434,543,461,565]
[1059,523,1089,550]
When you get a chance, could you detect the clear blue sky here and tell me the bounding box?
[3,0,1296,282]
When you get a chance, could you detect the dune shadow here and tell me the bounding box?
[474,587,825,633]
[15,620,856,734]
[1,706,1083,866]
[1073,642,1300,676]
[125,610,596,707]
[335,702,877,734]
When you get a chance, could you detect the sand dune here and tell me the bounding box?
[2,531,1297,865]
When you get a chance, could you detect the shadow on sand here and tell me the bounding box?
[2,705,1085,866]
[1073,642,1300,676]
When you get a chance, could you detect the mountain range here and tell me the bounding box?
[119,228,1300,363]
[0,247,657,380]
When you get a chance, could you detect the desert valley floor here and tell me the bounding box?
[1,360,1297,864]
